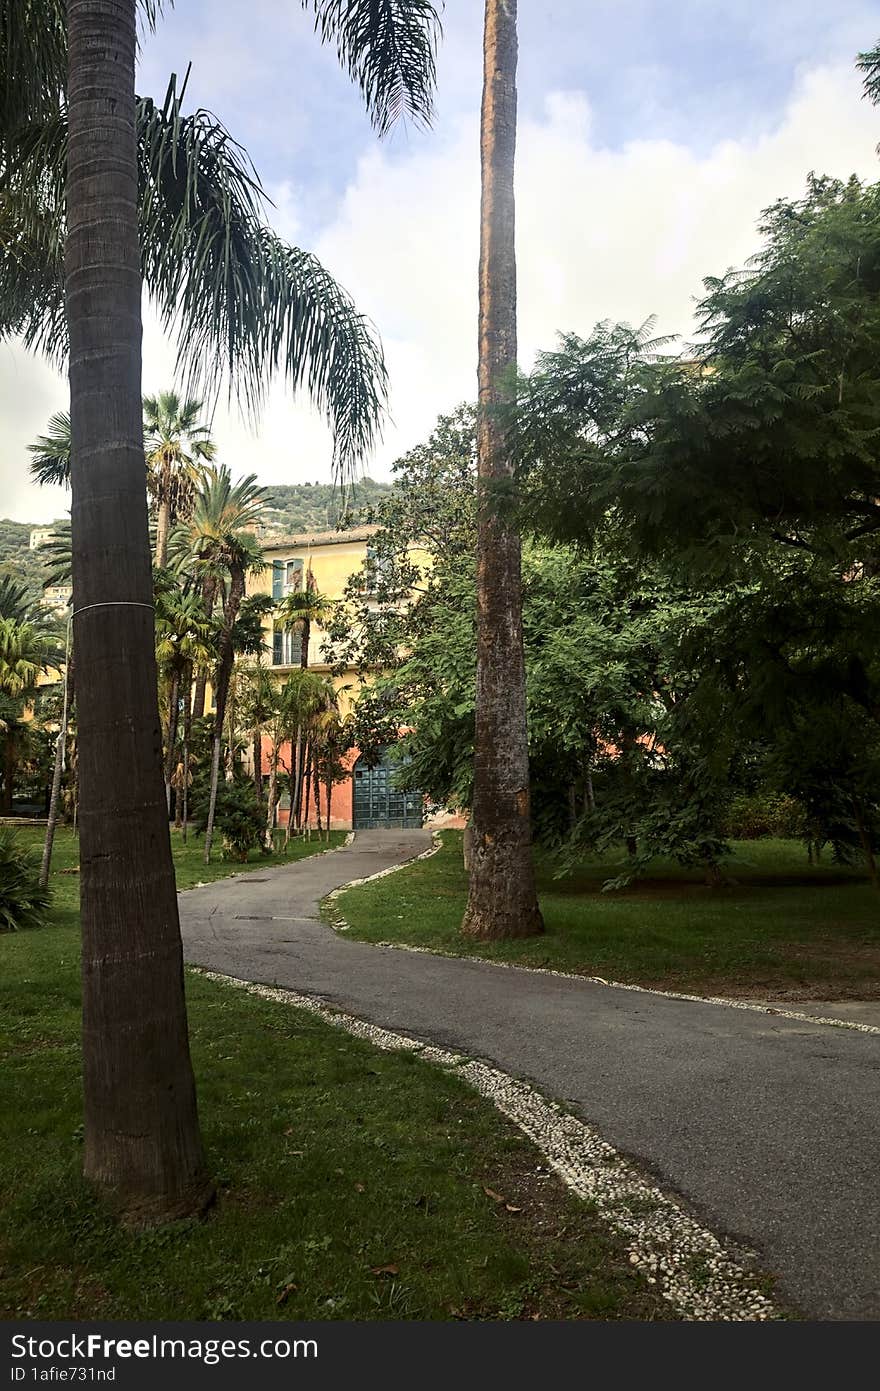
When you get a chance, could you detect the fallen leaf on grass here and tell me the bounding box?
[276,1283,298,1306]
[370,1264,399,1278]
[482,1186,506,1203]
[354,1182,365,1193]
[505,1204,523,1214]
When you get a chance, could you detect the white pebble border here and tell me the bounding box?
[196,966,778,1321]
[327,833,880,1038]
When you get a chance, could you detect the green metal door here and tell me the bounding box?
[352,750,423,829]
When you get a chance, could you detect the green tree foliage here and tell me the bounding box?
[514,175,880,881]
[0,828,51,931]
[191,777,266,862]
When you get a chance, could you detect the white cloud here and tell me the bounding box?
[2,58,879,523]
[315,60,880,473]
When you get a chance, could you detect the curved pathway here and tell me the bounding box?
[180,830,880,1320]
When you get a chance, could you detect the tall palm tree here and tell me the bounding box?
[275,566,335,671]
[461,0,543,940]
[143,392,216,568]
[30,397,215,569]
[154,581,216,816]
[240,663,277,804]
[4,0,441,1219]
[62,0,211,1220]
[276,570,335,826]
[173,467,266,862]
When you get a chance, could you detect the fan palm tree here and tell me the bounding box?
[173,468,267,862]
[3,0,441,1219]
[275,567,335,670]
[143,393,216,568]
[276,572,335,823]
[0,617,54,814]
[240,663,277,804]
[27,412,73,490]
[0,576,38,623]
[155,581,217,816]
[461,0,543,940]
[30,399,215,569]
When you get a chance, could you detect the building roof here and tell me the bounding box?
[260,525,379,552]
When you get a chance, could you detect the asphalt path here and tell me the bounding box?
[179,830,880,1320]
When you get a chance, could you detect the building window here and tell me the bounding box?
[364,544,391,596]
[272,625,303,667]
[272,557,304,599]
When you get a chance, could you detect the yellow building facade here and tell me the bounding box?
[246,526,425,829]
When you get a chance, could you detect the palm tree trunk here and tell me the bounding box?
[314,749,323,835]
[191,577,217,722]
[2,735,15,813]
[325,775,332,842]
[253,727,263,801]
[204,567,245,862]
[265,754,278,851]
[303,745,313,834]
[181,664,192,842]
[462,0,543,940]
[291,723,305,834]
[164,669,180,816]
[154,463,172,568]
[40,650,74,889]
[66,0,209,1217]
[854,796,879,890]
[192,668,208,723]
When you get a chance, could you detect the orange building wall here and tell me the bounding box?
[262,742,358,831]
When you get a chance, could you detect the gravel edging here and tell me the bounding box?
[327,834,880,1038]
[195,966,778,1321]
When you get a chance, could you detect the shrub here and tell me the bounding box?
[721,792,807,840]
[0,829,51,931]
[193,779,266,862]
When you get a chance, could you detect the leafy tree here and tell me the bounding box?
[513,177,880,885]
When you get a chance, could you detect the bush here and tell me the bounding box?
[192,779,266,862]
[0,829,51,931]
[721,792,807,840]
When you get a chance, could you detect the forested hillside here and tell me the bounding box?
[0,479,394,595]
[0,517,65,597]
[260,478,393,535]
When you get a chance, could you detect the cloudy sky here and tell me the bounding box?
[3,0,880,522]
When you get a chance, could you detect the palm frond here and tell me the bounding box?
[29,410,71,488]
[0,0,166,132]
[857,42,880,106]
[305,0,442,135]
[0,576,33,623]
[2,79,388,476]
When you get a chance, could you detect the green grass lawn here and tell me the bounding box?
[330,833,880,1000]
[12,823,347,915]
[0,824,669,1321]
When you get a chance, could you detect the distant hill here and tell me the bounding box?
[0,518,65,600]
[0,479,395,596]
[259,478,393,537]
